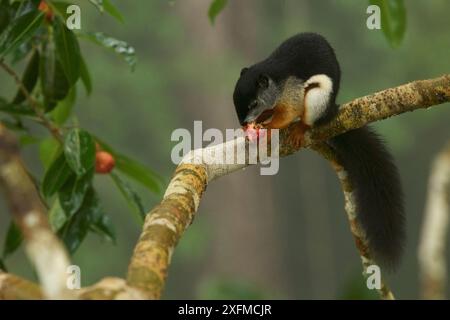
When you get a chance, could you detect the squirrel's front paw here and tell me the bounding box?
[291,122,309,149]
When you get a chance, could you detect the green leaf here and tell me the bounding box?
[12,50,40,104]
[53,17,81,85]
[64,129,96,176]
[87,191,116,243]
[208,0,228,25]
[12,0,41,16]
[39,137,60,169]
[3,221,23,258]
[116,155,162,194]
[85,32,136,71]
[40,35,70,111]
[111,172,146,223]
[60,187,115,253]
[88,0,104,12]
[0,0,11,36]
[58,169,93,217]
[370,0,406,48]
[50,86,76,125]
[50,1,71,19]
[1,118,28,132]
[96,138,163,194]
[103,0,124,23]
[42,152,74,198]
[0,10,44,57]
[0,105,35,116]
[60,188,95,254]
[0,97,35,116]
[10,38,34,64]
[49,197,67,231]
[79,55,92,95]
[19,134,40,146]
[89,0,124,23]
[90,213,116,243]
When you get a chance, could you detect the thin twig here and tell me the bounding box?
[418,141,450,299]
[0,58,63,143]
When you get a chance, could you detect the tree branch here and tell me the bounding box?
[418,140,450,299]
[0,271,43,299]
[0,125,73,299]
[126,74,450,299]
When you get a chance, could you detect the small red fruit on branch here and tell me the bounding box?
[95,151,115,174]
[38,1,54,22]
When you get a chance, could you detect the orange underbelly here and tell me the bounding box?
[265,103,300,129]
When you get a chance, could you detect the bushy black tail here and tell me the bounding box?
[330,126,405,269]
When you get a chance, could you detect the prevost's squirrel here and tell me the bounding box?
[233,33,405,269]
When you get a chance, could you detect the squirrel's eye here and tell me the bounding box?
[248,101,257,110]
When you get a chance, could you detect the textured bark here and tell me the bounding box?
[127,164,208,298]
[0,273,147,299]
[418,141,450,299]
[0,272,43,300]
[0,125,73,299]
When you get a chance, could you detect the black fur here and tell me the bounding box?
[234,33,340,125]
[330,126,405,269]
[233,32,406,269]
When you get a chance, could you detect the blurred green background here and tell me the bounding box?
[1,0,449,299]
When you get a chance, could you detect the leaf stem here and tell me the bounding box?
[0,57,63,143]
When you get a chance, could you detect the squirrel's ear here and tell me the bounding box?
[302,74,333,125]
[257,74,269,89]
[240,67,249,76]
[304,74,333,97]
